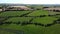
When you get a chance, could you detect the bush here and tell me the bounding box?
[40,15,46,17]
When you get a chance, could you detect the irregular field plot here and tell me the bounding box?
[45,24,60,34]
[27,10,60,16]
[4,17,32,23]
[27,10,49,16]
[31,17,58,24]
[0,11,31,17]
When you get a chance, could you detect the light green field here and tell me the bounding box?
[32,17,58,24]
[0,11,31,17]
[27,10,49,16]
[27,10,60,16]
[4,17,32,23]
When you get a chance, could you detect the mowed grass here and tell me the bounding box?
[0,11,31,17]
[31,17,58,24]
[4,17,32,23]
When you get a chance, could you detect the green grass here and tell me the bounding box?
[0,18,6,21]
[52,15,60,18]
[0,24,60,34]
[32,17,58,24]
[0,24,45,34]
[0,10,60,34]
[4,17,32,23]
[27,10,49,16]
[48,11,60,15]
[27,10,60,16]
[45,24,60,34]
[0,11,31,17]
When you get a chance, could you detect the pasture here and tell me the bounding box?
[0,11,31,17]
[0,10,60,34]
[31,17,58,25]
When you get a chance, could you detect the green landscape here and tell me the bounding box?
[0,5,60,34]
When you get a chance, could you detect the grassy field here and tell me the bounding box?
[27,10,60,16]
[31,16,58,24]
[0,10,60,34]
[0,24,60,34]
[27,10,49,16]
[4,17,32,23]
[0,11,31,17]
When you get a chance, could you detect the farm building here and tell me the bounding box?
[5,6,31,11]
[44,7,60,12]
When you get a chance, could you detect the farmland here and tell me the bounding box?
[0,11,32,17]
[0,9,60,34]
[27,10,49,16]
[27,10,60,17]
[31,17,58,25]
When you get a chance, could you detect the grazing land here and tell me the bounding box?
[0,5,60,34]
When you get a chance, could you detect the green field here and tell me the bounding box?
[4,17,32,23]
[0,10,60,34]
[27,10,49,16]
[0,11,31,17]
[27,10,60,16]
[31,17,58,24]
[0,24,60,34]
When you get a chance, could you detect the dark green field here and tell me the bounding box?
[0,10,60,34]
